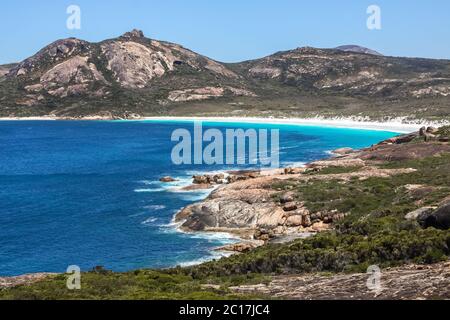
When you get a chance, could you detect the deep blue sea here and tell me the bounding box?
[0,120,398,276]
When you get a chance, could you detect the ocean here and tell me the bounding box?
[0,120,398,276]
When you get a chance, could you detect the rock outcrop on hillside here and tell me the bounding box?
[419,202,450,230]
[38,56,108,98]
[335,45,382,56]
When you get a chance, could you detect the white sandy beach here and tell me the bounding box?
[0,116,58,121]
[140,116,448,133]
[1,115,448,133]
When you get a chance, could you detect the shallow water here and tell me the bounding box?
[0,120,397,276]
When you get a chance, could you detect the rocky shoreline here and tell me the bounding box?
[173,126,450,253]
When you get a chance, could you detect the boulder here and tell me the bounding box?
[419,126,436,142]
[283,202,298,212]
[311,221,331,232]
[284,167,306,175]
[419,127,427,136]
[215,241,263,253]
[405,207,435,221]
[121,29,145,39]
[426,127,439,134]
[159,176,177,183]
[310,212,322,221]
[286,215,303,227]
[395,133,419,144]
[273,226,287,235]
[332,147,354,155]
[380,133,417,145]
[193,175,209,184]
[213,174,225,184]
[285,207,308,218]
[280,192,295,204]
[179,198,286,232]
[193,174,226,185]
[302,215,312,227]
[418,203,450,230]
[227,175,250,184]
[258,234,271,241]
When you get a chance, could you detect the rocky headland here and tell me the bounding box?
[175,126,450,252]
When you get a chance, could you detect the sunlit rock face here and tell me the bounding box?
[101,41,169,89]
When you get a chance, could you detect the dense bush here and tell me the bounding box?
[187,229,449,277]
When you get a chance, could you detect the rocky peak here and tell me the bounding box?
[335,45,382,56]
[121,29,145,40]
[294,46,320,53]
[8,38,89,78]
[284,46,330,57]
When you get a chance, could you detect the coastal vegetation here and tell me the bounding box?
[0,270,268,300]
[184,153,450,277]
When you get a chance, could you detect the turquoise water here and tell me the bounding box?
[0,120,398,276]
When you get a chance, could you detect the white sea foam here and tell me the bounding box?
[134,188,165,193]
[159,211,239,244]
[186,232,239,244]
[144,205,166,211]
[141,217,158,225]
[324,150,339,157]
[283,161,307,168]
[139,180,160,186]
[158,215,185,232]
[128,212,147,218]
[138,176,197,194]
[279,145,298,150]
[177,251,235,268]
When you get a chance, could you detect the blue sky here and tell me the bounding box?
[1,0,450,64]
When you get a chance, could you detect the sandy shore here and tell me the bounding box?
[140,116,447,133]
[1,115,448,133]
[0,116,58,121]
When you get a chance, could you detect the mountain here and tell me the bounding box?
[335,45,382,56]
[234,46,450,98]
[1,29,450,120]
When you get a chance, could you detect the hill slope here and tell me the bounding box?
[1,30,449,120]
